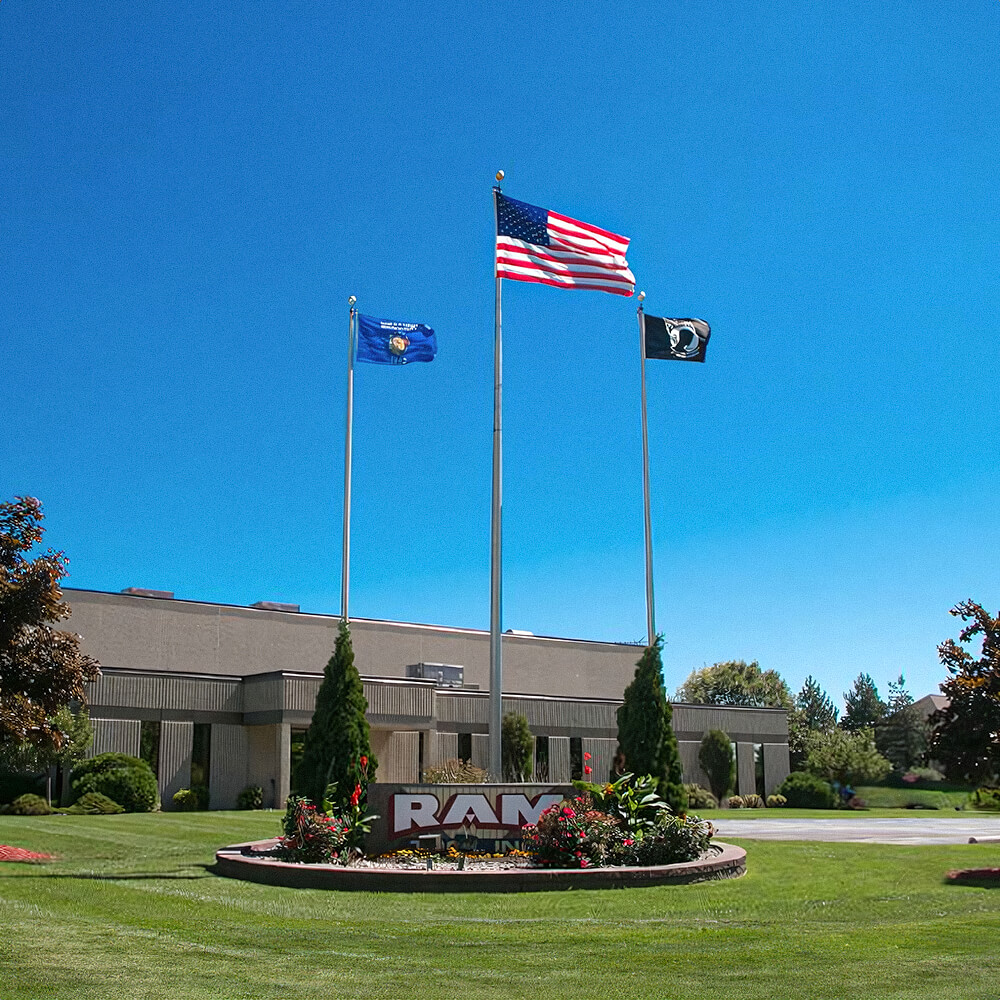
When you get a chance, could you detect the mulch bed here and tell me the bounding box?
[0,845,54,863]
[946,867,1000,886]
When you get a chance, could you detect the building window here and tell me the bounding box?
[535,735,549,782]
[418,732,425,781]
[290,729,307,780]
[191,723,211,798]
[570,737,583,781]
[457,732,472,763]
[139,721,160,778]
[754,743,766,798]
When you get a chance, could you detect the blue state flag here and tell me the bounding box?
[356,314,437,365]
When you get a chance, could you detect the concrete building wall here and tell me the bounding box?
[159,721,193,807]
[66,588,638,700]
[549,737,570,783]
[209,724,250,810]
[763,743,790,796]
[736,742,756,797]
[582,738,617,785]
[89,718,140,757]
[246,724,287,808]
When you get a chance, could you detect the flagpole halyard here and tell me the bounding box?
[341,297,357,622]
[489,176,504,780]
[637,292,656,644]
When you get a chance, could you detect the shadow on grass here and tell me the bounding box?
[0,863,216,881]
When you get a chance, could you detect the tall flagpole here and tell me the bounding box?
[637,291,656,644]
[489,172,504,780]
[341,296,357,622]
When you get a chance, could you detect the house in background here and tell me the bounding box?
[65,587,791,808]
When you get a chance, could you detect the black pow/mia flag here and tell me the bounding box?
[643,315,711,363]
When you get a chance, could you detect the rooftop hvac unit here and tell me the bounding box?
[407,662,464,687]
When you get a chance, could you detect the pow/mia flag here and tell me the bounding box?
[643,315,711,363]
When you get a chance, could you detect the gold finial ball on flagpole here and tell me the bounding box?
[638,291,646,303]
[348,296,357,306]
[495,170,504,183]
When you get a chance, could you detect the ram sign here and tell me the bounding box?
[365,783,573,854]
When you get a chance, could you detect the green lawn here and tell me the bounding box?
[2,812,999,999]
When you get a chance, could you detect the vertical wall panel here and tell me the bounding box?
[763,743,790,796]
[581,738,617,786]
[470,734,490,773]
[736,742,755,797]
[548,737,570,783]
[159,721,193,807]
[375,731,420,783]
[678,742,711,791]
[434,732,458,765]
[89,718,141,757]
[209,724,250,810]
[247,725,285,808]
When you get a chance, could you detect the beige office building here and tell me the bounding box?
[66,587,790,808]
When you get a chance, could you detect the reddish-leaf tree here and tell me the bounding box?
[0,497,100,752]
[930,600,1000,784]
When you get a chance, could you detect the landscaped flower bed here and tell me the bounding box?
[0,844,53,862]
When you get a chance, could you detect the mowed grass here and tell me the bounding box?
[2,812,999,1000]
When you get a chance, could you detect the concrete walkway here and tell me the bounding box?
[711,816,1000,845]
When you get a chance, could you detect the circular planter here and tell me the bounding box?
[214,839,746,893]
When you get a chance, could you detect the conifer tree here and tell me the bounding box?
[294,620,376,808]
[841,673,887,731]
[615,638,685,813]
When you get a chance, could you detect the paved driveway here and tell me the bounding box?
[712,816,1000,845]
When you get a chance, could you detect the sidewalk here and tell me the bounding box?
[711,816,1000,845]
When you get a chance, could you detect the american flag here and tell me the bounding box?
[494,192,635,297]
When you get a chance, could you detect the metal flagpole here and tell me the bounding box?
[341,296,357,622]
[489,173,505,779]
[637,291,656,644]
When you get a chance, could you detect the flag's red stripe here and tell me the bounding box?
[496,256,635,287]
[496,247,632,279]
[496,268,634,296]
[547,210,630,248]
[497,237,623,269]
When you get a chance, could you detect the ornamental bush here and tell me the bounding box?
[423,758,489,784]
[520,795,619,868]
[618,812,713,867]
[10,793,51,816]
[971,787,1000,811]
[65,791,124,814]
[237,785,263,810]
[69,753,158,813]
[172,788,199,812]
[776,771,837,809]
[684,783,718,810]
[275,795,352,864]
[766,794,787,808]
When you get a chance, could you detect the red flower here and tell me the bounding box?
[562,807,576,818]
[584,765,592,775]
[350,783,361,807]
[583,752,592,761]
[360,755,368,769]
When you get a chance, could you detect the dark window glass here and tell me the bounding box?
[534,736,549,783]
[570,737,583,781]
[458,732,472,763]
[754,743,766,798]
[139,721,160,777]
[191,723,211,791]
[290,730,307,780]
[418,732,425,780]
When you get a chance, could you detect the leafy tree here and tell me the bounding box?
[930,600,1000,784]
[0,497,100,753]
[698,729,735,802]
[501,712,533,782]
[804,727,891,786]
[788,675,839,770]
[875,675,929,773]
[616,639,685,814]
[294,620,377,808]
[2,705,92,776]
[840,673,887,731]
[676,659,793,709]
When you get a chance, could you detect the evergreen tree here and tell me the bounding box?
[698,729,735,802]
[876,675,928,773]
[788,675,839,770]
[841,673,887,731]
[615,639,685,813]
[294,621,376,808]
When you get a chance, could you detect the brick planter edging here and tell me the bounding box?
[213,840,747,893]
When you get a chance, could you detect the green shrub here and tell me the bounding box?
[275,795,352,865]
[520,797,620,868]
[699,730,735,802]
[776,771,837,809]
[10,793,52,816]
[971,787,1000,811]
[172,788,199,812]
[766,794,787,808]
[191,784,209,809]
[237,785,264,810]
[741,793,765,809]
[684,783,718,810]
[65,792,124,815]
[69,754,159,813]
[727,795,744,809]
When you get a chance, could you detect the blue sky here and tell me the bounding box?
[3,2,998,707]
